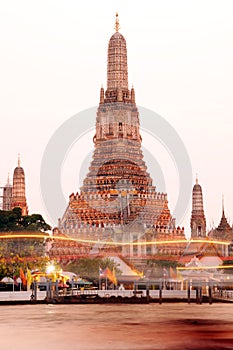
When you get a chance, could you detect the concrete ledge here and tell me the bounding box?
[0,291,46,301]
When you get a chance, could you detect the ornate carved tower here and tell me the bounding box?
[59,14,185,258]
[190,177,206,238]
[216,198,231,232]
[11,155,28,215]
[2,174,12,211]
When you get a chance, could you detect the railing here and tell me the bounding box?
[213,289,233,300]
[29,279,233,304]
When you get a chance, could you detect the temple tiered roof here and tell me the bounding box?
[56,14,186,260]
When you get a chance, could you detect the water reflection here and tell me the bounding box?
[0,304,233,349]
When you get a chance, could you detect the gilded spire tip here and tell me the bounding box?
[196,173,198,185]
[18,153,21,167]
[114,12,120,32]
[222,194,225,215]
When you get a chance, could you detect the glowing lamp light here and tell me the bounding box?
[46,263,55,275]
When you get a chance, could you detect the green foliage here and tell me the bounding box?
[0,236,46,260]
[66,257,122,280]
[0,255,50,280]
[22,214,51,232]
[0,208,51,260]
[0,208,51,232]
[146,259,183,268]
[0,209,52,279]
[223,260,233,265]
[145,259,184,278]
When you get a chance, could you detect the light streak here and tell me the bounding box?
[177,265,233,270]
[188,239,230,246]
[0,234,231,247]
[0,234,47,239]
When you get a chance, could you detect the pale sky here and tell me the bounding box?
[1,0,233,235]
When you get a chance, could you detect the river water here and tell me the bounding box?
[0,303,233,350]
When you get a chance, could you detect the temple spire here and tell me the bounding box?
[222,195,225,217]
[106,14,128,96]
[7,172,10,185]
[217,196,231,231]
[2,172,12,210]
[190,178,206,238]
[12,157,28,215]
[114,12,120,32]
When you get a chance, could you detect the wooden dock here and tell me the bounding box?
[0,279,233,305]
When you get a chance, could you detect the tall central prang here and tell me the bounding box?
[59,14,186,259]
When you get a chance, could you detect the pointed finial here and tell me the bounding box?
[18,153,21,167]
[114,12,120,32]
[7,172,10,185]
[222,194,225,216]
[196,173,198,185]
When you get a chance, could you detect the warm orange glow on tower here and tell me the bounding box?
[58,14,186,260]
[11,155,28,215]
[190,177,206,238]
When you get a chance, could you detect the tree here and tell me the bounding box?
[66,257,122,280]
[0,209,51,261]
[0,208,51,232]
[22,214,51,232]
[0,255,51,280]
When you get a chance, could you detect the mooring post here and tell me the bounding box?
[159,281,162,304]
[199,284,202,304]
[187,281,190,304]
[146,282,150,302]
[209,282,212,304]
[48,279,52,299]
[71,279,74,296]
[196,286,200,304]
[55,280,58,297]
[34,281,37,301]
[46,279,49,299]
